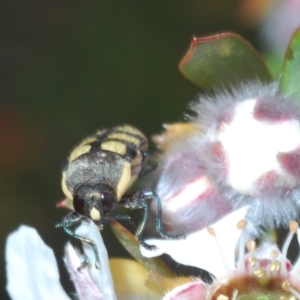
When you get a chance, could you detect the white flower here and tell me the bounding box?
[141,207,300,299]
[6,226,71,300]
[66,222,117,300]
[141,206,249,278]
[5,223,117,300]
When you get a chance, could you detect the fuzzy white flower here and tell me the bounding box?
[151,82,300,233]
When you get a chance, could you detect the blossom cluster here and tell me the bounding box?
[144,82,300,299]
[6,80,300,300]
[151,82,300,234]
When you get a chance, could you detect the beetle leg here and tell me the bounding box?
[120,188,185,250]
[56,212,100,269]
[112,214,131,221]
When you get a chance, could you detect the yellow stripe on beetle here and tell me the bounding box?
[107,132,141,146]
[101,141,127,156]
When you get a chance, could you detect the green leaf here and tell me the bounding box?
[281,28,300,98]
[179,32,272,90]
[109,219,175,278]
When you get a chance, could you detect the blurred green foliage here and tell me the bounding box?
[179,32,272,90]
[281,28,300,98]
[0,1,265,298]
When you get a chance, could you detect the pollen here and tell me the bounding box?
[248,257,258,268]
[236,219,247,230]
[270,261,280,272]
[270,249,280,259]
[282,280,291,292]
[207,227,216,237]
[253,268,266,278]
[247,240,256,253]
[289,220,299,234]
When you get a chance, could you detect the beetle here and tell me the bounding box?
[57,124,182,267]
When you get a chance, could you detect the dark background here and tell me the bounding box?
[0,1,265,298]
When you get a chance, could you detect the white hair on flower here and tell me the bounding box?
[151,81,300,235]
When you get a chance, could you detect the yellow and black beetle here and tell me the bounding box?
[57,125,182,267]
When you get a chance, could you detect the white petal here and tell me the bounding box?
[140,207,249,278]
[67,221,117,300]
[5,225,71,300]
[163,281,206,300]
[64,244,104,300]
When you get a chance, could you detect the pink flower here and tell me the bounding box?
[151,82,300,233]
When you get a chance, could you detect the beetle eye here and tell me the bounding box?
[101,190,117,215]
[73,193,85,215]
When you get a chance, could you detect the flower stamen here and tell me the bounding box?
[237,219,247,272]
[269,260,280,273]
[246,240,256,253]
[281,221,299,276]
[282,280,300,300]
[232,289,239,300]
[248,256,260,269]
[253,268,265,278]
[207,226,231,274]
